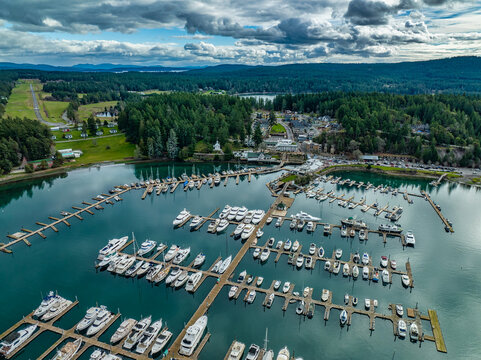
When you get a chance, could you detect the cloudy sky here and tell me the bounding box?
[0,0,479,66]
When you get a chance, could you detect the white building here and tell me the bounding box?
[275,139,298,152]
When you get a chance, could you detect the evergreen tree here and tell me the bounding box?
[167,129,179,159]
[253,123,263,147]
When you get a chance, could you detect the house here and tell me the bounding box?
[107,123,116,128]
[301,140,320,153]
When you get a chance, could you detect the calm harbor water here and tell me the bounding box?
[1,163,480,359]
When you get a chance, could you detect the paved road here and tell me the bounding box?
[55,133,123,143]
[278,120,294,140]
[29,84,60,127]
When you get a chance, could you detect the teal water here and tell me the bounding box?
[1,164,480,359]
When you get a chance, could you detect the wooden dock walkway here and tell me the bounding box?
[421,191,454,232]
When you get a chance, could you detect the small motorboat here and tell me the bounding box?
[352,297,358,306]
[318,246,325,258]
[321,289,330,302]
[246,290,256,304]
[266,217,273,225]
[390,259,397,270]
[309,243,316,255]
[332,261,341,274]
[193,253,206,268]
[410,322,419,341]
[137,239,157,256]
[282,282,291,293]
[382,269,390,283]
[296,254,304,268]
[344,293,349,305]
[401,274,410,287]
[362,266,369,280]
[380,256,388,268]
[266,293,275,308]
[342,263,350,277]
[260,248,270,262]
[228,286,238,299]
[362,252,370,265]
[267,237,275,247]
[253,248,261,259]
[340,310,348,326]
[335,249,343,259]
[365,298,371,310]
[296,300,305,315]
[292,240,300,252]
[273,280,281,291]
[237,270,247,283]
[398,320,407,338]
[372,269,379,282]
[352,265,359,279]
[276,241,283,249]
[353,252,360,264]
[283,239,292,251]
[256,277,264,287]
[305,256,312,269]
[396,304,404,317]
[324,260,331,271]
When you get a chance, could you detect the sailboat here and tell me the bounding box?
[262,328,274,360]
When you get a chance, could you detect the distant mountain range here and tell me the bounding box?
[0,62,201,72]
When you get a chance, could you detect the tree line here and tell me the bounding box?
[0,117,53,174]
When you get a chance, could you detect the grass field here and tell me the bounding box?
[271,123,286,133]
[142,89,170,95]
[3,81,38,119]
[78,101,118,122]
[42,100,69,123]
[55,135,135,165]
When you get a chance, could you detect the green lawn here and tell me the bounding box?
[271,123,286,133]
[142,89,170,95]
[55,135,134,165]
[3,81,37,119]
[78,101,118,122]
[42,100,69,123]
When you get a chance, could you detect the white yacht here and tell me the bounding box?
[352,265,359,279]
[273,280,281,291]
[0,324,37,357]
[296,254,304,268]
[379,224,402,233]
[292,211,321,221]
[173,209,190,226]
[193,253,206,268]
[123,316,152,350]
[401,274,410,287]
[260,248,270,262]
[362,252,370,265]
[318,246,325,258]
[151,329,173,356]
[51,338,82,360]
[382,269,390,283]
[244,211,254,224]
[283,239,292,251]
[146,264,163,282]
[292,240,300,252]
[277,346,290,360]
[216,219,230,233]
[89,349,104,360]
[405,231,416,246]
[207,219,219,233]
[235,207,248,221]
[76,306,101,332]
[219,205,231,219]
[241,224,255,240]
[237,270,247,283]
[189,216,203,229]
[154,267,170,284]
[218,255,232,274]
[164,245,180,262]
[335,248,343,259]
[86,306,113,336]
[136,262,154,277]
[174,270,189,288]
[324,260,331,271]
[97,236,128,260]
[179,315,208,356]
[165,268,182,285]
[265,293,275,308]
[282,282,291,293]
[186,272,202,292]
[266,217,273,225]
[115,256,136,275]
[359,229,367,241]
[332,261,341,274]
[340,310,348,326]
[275,217,282,227]
[227,340,245,360]
[228,207,240,221]
[342,263,350,276]
[42,297,72,321]
[110,318,137,344]
[137,240,157,256]
[256,277,264,287]
[135,319,162,354]
[252,210,265,225]
[246,344,260,360]
[365,298,371,310]
[233,223,245,237]
[309,243,316,255]
[97,252,118,269]
[34,291,58,318]
[173,247,191,265]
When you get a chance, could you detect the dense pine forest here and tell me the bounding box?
[118,93,253,159]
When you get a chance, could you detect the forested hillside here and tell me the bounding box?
[118,93,253,159]
[1,56,480,96]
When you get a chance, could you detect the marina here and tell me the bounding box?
[0,162,468,359]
